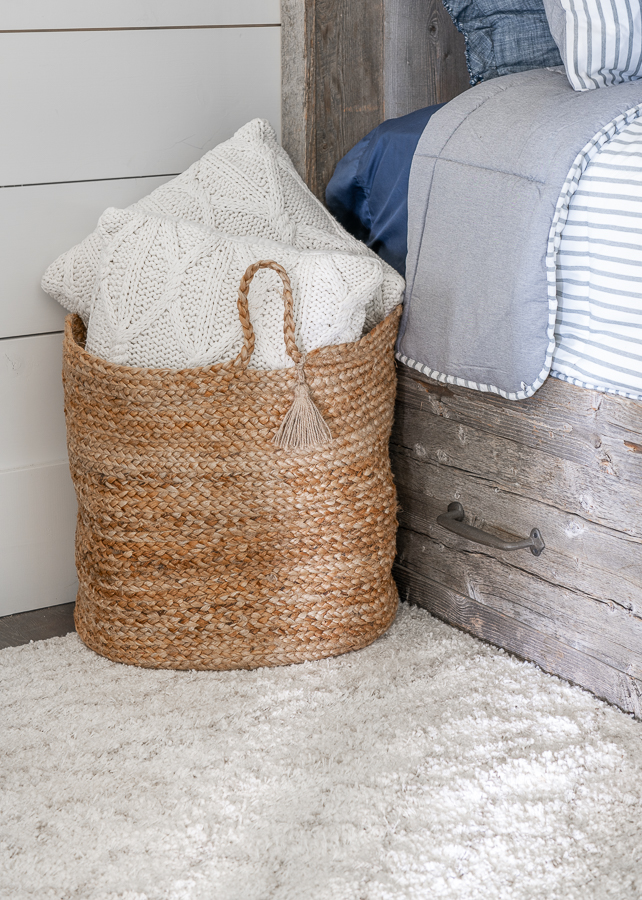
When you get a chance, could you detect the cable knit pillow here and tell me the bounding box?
[42,119,403,332]
[543,0,642,91]
[83,209,385,370]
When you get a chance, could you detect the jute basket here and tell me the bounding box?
[63,260,401,670]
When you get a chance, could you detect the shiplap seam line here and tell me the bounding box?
[0,331,63,343]
[0,173,180,190]
[0,24,281,34]
[0,460,71,477]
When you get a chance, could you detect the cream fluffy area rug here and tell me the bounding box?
[2,605,642,900]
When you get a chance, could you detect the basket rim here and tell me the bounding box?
[64,304,402,378]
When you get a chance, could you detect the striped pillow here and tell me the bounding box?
[543,0,642,91]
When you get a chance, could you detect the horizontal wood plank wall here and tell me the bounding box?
[1,0,280,29]
[0,3,282,616]
[0,177,171,338]
[390,366,642,717]
[0,464,78,616]
[0,334,69,470]
[0,30,281,186]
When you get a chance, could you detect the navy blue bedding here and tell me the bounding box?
[325,104,444,277]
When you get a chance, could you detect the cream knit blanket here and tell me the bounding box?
[42,120,404,365]
[85,209,384,369]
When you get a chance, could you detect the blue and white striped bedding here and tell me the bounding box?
[327,78,642,402]
[543,0,642,93]
[552,117,642,400]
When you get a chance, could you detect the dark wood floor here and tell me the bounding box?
[0,603,76,650]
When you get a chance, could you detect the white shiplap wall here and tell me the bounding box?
[0,0,281,616]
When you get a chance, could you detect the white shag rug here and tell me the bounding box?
[1,604,641,900]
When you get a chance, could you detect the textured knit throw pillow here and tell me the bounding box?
[543,0,642,91]
[443,0,562,84]
[84,209,385,369]
[42,119,403,332]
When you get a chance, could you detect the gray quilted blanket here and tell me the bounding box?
[396,68,642,399]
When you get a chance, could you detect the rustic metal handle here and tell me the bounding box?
[437,502,545,556]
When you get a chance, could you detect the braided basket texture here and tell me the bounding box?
[63,261,401,670]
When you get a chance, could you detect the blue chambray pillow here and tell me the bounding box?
[443,0,563,85]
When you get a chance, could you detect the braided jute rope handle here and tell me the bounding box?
[235,259,300,368]
[236,260,332,451]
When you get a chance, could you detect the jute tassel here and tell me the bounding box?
[274,355,332,450]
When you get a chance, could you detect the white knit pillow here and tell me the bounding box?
[84,209,384,369]
[42,119,404,331]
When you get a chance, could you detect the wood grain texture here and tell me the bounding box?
[397,366,642,478]
[393,450,642,617]
[0,603,75,650]
[392,382,642,537]
[384,0,469,118]
[281,0,307,180]
[395,524,642,678]
[395,566,642,718]
[390,366,642,716]
[305,0,385,198]
[281,0,469,199]
[283,0,385,198]
[394,366,642,499]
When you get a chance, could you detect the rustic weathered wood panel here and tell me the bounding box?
[392,383,642,536]
[304,0,385,198]
[285,0,468,197]
[395,524,642,677]
[281,0,468,196]
[281,0,307,179]
[281,0,642,717]
[396,366,642,484]
[391,366,642,716]
[394,564,642,718]
[393,452,642,617]
[384,0,469,118]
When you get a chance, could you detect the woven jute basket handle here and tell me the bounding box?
[235,260,302,369]
[234,260,332,450]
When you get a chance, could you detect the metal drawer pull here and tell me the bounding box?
[437,502,545,556]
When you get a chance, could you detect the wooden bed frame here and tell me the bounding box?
[281,0,469,197]
[281,0,642,717]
